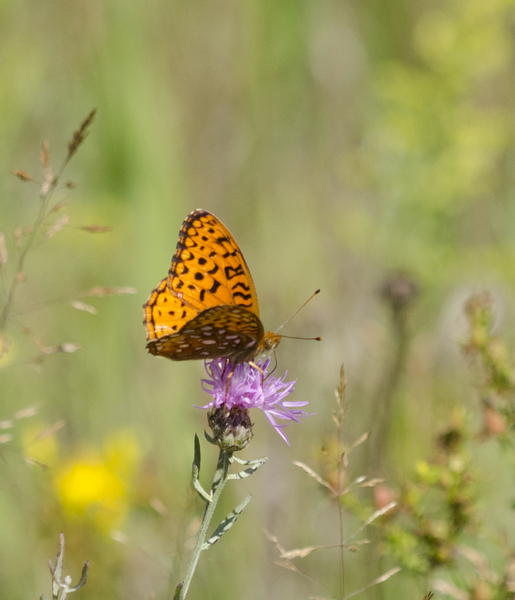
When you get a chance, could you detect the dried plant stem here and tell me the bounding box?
[176,449,231,600]
[0,185,53,331]
[1,110,96,334]
[335,367,347,599]
[367,301,410,475]
[338,500,345,597]
[12,286,136,317]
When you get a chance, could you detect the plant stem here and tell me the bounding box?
[178,449,231,600]
[0,191,50,331]
[0,157,69,332]
[0,135,82,333]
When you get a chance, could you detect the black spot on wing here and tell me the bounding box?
[224,265,245,280]
[233,292,253,303]
[232,281,250,292]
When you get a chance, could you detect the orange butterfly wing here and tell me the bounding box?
[143,210,277,363]
[167,210,260,316]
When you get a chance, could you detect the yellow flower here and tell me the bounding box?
[55,453,127,531]
[416,460,429,477]
[54,430,141,532]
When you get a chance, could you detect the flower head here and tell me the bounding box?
[200,358,310,446]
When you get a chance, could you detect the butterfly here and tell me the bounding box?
[143,210,282,364]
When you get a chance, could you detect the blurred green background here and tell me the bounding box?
[2,0,515,598]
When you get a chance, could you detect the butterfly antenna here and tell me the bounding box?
[275,289,321,334]
[281,334,322,341]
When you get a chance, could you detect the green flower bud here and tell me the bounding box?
[208,406,253,452]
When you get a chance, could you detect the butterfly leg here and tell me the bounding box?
[223,360,239,397]
[248,360,267,388]
[248,360,264,374]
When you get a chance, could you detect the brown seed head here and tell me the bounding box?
[381,272,419,310]
[12,170,32,182]
[68,109,97,158]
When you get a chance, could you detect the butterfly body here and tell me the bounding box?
[143,210,281,363]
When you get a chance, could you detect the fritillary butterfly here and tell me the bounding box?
[143,210,281,363]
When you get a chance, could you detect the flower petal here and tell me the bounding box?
[198,358,310,444]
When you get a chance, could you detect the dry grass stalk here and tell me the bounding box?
[75,225,112,233]
[79,286,137,297]
[49,199,70,214]
[0,232,7,265]
[45,214,69,238]
[70,301,97,314]
[270,366,396,600]
[13,406,39,419]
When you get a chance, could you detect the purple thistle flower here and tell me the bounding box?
[199,358,311,446]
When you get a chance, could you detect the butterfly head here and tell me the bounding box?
[262,331,282,352]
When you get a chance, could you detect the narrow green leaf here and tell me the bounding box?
[228,457,268,480]
[204,430,216,445]
[193,434,201,474]
[231,455,268,466]
[202,495,251,549]
[51,533,65,599]
[68,561,89,592]
[173,582,183,600]
[192,435,212,502]
[193,478,213,503]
